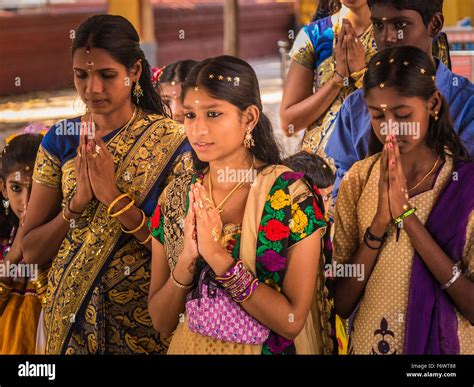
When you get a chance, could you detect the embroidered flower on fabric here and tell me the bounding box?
[150,205,161,230]
[258,250,286,272]
[268,189,291,210]
[290,203,309,234]
[260,219,290,242]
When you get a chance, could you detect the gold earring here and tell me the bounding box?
[243,127,255,149]
[434,111,439,122]
[2,199,9,216]
[133,81,144,104]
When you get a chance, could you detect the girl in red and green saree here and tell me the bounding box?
[148,56,336,355]
[21,15,193,354]
[333,46,474,354]
[0,133,46,354]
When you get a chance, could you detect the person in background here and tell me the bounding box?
[280,0,376,163]
[0,132,47,354]
[152,60,198,124]
[283,151,334,215]
[326,0,474,200]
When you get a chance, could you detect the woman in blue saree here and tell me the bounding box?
[22,15,193,354]
[280,0,376,161]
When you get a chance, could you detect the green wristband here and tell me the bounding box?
[393,207,417,225]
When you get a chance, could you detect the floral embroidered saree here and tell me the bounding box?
[150,165,337,354]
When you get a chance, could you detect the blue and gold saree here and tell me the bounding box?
[33,112,193,354]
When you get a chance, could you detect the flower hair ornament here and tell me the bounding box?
[4,122,49,146]
[151,66,166,88]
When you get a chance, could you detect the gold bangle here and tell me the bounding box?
[350,67,367,81]
[121,209,146,234]
[110,198,135,218]
[31,270,49,306]
[62,207,71,223]
[138,233,152,245]
[107,193,132,216]
[170,270,194,290]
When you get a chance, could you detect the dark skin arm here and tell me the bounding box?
[280,20,367,136]
[23,134,151,264]
[280,26,350,135]
[334,137,392,319]
[388,138,474,323]
[335,136,474,323]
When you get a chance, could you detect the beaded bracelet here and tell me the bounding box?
[170,270,194,290]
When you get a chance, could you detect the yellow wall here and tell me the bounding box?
[108,0,141,35]
[443,0,474,26]
[296,0,319,25]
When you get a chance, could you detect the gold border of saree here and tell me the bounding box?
[45,114,186,354]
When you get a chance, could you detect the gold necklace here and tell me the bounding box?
[208,156,255,214]
[91,106,140,161]
[408,155,441,192]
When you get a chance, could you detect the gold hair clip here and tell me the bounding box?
[209,74,214,79]
[171,81,176,86]
[420,68,426,74]
[226,76,232,82]
[382,17,387,21]
[389,58,395,63]
[379,83,385,89]
[194,86,199,91]
[432,75,436,81]
[376,61,381,66]
[404,61,409,66]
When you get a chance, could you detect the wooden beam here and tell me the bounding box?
[224,0,239,56]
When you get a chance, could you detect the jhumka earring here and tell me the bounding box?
[133,81,144,104]
[243,127,255,149]
[2,199,10,216]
